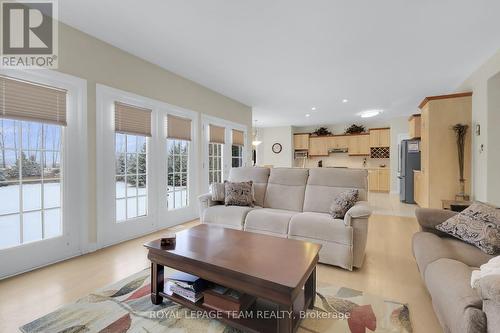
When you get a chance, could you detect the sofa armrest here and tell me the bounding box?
[198,193,219,220]
[344,201,371,227]
[415,208,457,235]
[478,275,500,331]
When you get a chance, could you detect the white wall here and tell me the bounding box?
[256,126,293,167]
[458,49,500,206]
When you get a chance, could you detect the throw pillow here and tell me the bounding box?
[210,182,225,202]
[436,202,500,255]
[329,189,359,219]
[224,181,254,207]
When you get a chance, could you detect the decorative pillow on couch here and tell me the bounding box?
[329,189,359,219]
[224,181,254,207]
[436,202,500,255]
[209,182,226,202]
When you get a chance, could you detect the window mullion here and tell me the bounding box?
[18,122,24,244]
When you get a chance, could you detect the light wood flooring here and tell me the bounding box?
[0,213,441,333]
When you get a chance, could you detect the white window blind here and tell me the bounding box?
[232,129,244,146]
[114,102,152,137]
[166,114,192,141]
[209,124,225,144]
[0,75,67,126]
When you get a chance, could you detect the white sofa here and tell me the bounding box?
[198,167,371,270]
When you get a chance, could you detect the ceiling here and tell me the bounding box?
[58,0,500,127]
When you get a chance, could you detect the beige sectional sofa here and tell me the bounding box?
[413,208,500,333]
[198,167,372,270]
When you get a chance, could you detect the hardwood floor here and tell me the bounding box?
[0,216,442,333]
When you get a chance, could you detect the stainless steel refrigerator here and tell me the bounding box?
[398,140,421,204]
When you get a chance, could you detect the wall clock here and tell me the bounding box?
[272,143,282,154]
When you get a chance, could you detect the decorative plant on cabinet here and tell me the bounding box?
[452,123,469,201]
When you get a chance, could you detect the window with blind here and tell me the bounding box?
[166,114,191,210]
[114,102,151,222]
[231,129,244,168]
[208,124,224,185]
[0,76,65,249]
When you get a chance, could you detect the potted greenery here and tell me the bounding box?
[452,124,469,200]
[345,124,366,134]
[311,127,332,136]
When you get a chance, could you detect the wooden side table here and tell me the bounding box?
[442,200,472,212]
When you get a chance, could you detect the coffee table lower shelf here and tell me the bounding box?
[158,290,307,333]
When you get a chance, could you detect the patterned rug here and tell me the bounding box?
[20,268,412,333]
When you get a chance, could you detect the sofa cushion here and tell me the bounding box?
[329,189,359,219]
[203,205,261,229]
[303,168,368,213]
[477,275,500,333]
[209,182,225,202]
[224,181,254,207]
[436,202,500,255]
[229,167,269,207]
[425,258,487,333]
[263,168,308,212]
[244,208,296,237]
[289,212,351,245]
[413,232,493,278]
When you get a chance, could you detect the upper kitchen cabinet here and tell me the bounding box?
[348,134,370,155]
[293,133,309,150]
[369,128,390,147]
[309,136,329,156]
[327,135,348,149]
[408,114,421,139]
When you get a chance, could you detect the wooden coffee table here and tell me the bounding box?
[144,224,321,333]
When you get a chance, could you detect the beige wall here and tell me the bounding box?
[256,126,293,167]
[458,49,500,206]
[56,23,252,243]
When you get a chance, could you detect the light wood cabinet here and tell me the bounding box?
[348,134,370,155]
[293,133,309,150]
[416,92,472,208]
[409,115,421,139]
[308,136,328,156]
[369,128,390,147]
[368,169,390,192]
[414,170,423,206]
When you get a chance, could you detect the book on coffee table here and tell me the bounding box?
[203,285,256,313]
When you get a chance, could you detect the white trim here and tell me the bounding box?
[0,69,88,279]
[201,114,248,191]
[96,84,200,246]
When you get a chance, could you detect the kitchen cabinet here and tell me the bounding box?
[368,169,390,192]
[414,170,423,206]
[348,134,370,155]
[409,115,421,139]
[369,128,390,147]
[327,136,348,149]
[294,133,309,150]
[417,92,472,208]
[308,136,328,156]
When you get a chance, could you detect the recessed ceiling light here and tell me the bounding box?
[305,113,311,117]
[342,99,349,103]
[311,107,316,111]
[358,109,383,118]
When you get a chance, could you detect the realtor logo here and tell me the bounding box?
[1,0,58,68]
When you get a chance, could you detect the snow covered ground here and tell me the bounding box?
[0,182,189,249]
[0,182,61,249]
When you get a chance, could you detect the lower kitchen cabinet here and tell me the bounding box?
[368,169,390,192]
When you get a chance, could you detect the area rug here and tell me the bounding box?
[20,268,412,333]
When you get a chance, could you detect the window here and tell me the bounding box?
[115,133,147,222]
[0,119,62,249]
[232,145,243,167]
[167,140,189,210]
[208,143,223,184]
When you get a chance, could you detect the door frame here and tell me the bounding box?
[0,69,88,279]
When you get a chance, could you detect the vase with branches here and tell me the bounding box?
[452,124,468,200]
